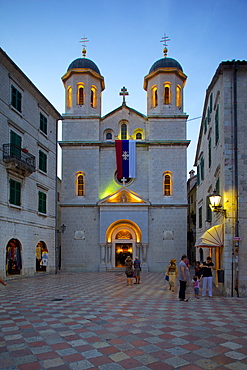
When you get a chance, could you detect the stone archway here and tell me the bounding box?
[104,220,142,269]
[6,238,22,275]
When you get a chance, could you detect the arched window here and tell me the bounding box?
[176,85,182,108]
[151,86,158,108]
[77,174,84,196]
[77,84,84,105]
[164,83,171,105]
[106,132,112,140]
[90,86,97,108]
[67,86,72,108]
[121,123,127,139]
[136,132,142,140]
[163,172,172,196]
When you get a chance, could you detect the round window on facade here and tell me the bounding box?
[114,171,134,186]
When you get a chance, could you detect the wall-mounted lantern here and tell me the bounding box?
[209,190,226,216]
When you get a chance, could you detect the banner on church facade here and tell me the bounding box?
[115,140,136,178]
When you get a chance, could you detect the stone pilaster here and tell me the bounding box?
[99,243,106,271]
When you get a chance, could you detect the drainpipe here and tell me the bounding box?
[233,61,239,296]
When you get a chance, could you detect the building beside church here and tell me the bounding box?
[59,45,190,272]
[0,48,61,278]
[194,60,247,297]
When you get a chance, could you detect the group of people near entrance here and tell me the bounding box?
[165,254,215,301]
[125,256,141,286]
[125,254,215,300]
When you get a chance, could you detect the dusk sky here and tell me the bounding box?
[1,0,246,177]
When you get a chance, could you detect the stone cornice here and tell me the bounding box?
[59,140,190,147]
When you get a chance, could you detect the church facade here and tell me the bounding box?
[59,48,190,272]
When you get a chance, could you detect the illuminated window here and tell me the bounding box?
[164,82,171,105]
[77,174,84,196]
[176,85,182,108]
[136,133,142,140]
[133,128,144,141]
[90,86,97,108]
[121,123,127,139]
[77,84,84,105]
[151,86,158,108]
[163,172,172,196]
[67,86,72,108]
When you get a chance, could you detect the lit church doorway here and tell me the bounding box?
[115,243,132,267]
[105,220,142,269]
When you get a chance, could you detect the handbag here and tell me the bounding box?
[165,274,169,281]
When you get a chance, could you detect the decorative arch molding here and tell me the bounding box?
[75,171,85,196]
[106,219,142,243]
[103,128,114,141]
[118,120,129,139]
[133,128,145,140]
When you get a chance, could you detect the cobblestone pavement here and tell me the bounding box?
[0,272,247,370]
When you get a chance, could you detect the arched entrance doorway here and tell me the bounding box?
[106,220,142,268]
[6,239,22,275]
[115,229,134,267]
[36,241,48,272]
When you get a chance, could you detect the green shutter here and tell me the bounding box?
[10,130,22,158]
[215,104,219,144]
[11,85,22,112]
[40,113,47,134]
[208,137,212,168]
[199,206,202,228]
[38,191,46,213]
[39,151,47,172]
[10,179,21,206]
[206,196,212,222]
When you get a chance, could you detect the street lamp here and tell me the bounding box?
[209,190,226,216]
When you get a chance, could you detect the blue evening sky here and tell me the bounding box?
[1,0,246,178]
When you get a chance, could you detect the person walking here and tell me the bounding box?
[178,254,189,301]
[166,259,178,292]
[201,256,214,297]
[125,256,134,286]
[134,257,141,284]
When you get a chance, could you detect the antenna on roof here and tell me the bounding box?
[79,36,89,58]
[160,33,170,58]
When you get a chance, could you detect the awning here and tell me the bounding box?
[195,224,223,248]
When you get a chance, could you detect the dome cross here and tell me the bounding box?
[160,33,170,57]
[119,86,129,106]
[79,36,89,58]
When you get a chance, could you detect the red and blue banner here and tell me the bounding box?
[116,140,136,179]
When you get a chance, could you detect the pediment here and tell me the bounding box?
[98,188,150,205]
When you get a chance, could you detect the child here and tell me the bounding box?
[192,275,201,299]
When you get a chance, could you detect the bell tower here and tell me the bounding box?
[61,42,105,141]
[143,37,188,140]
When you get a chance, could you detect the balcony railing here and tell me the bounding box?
[3,143,36,175]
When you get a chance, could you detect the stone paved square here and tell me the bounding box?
[0,271,247,369]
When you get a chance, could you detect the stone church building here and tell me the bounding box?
[59,47,190,272]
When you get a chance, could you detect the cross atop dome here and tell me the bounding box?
[79,36,89,58]
[160,33,170,58]
[119,86,129,106]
